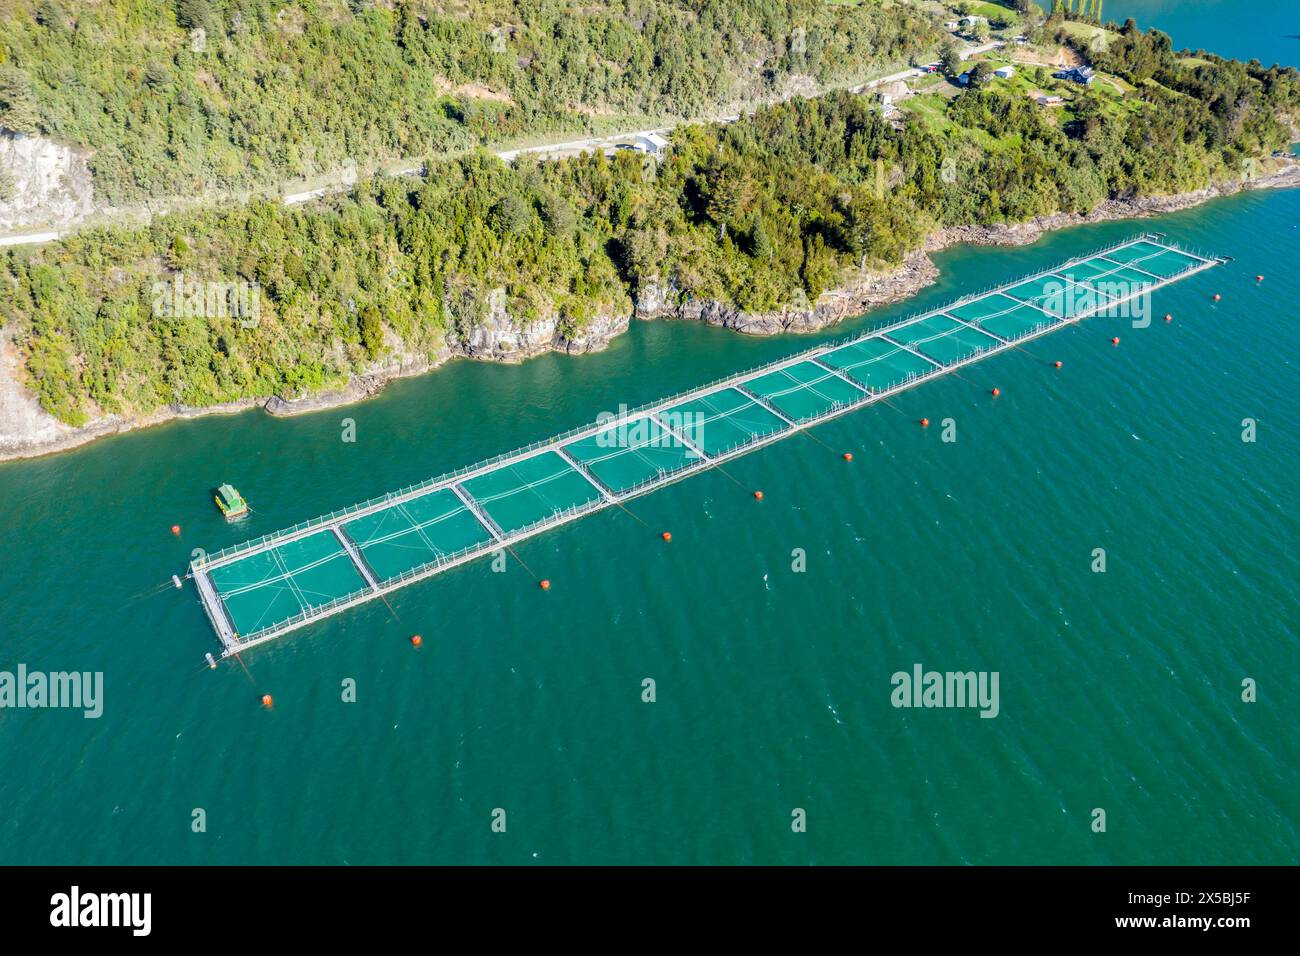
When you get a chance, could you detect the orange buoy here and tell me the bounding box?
[753,490,764,501]
[1053,360,1063,369]
[920,417,930,427]
[842,452,853,462]
[990,387,1000,397]
[1256,275,1264,282]
[411,634,422,647]
[170,524,181,536]
[1213,293,1221,302]
[261,694,273,708]
[661,531,672,542]
[1164,313,1172,322]
[1111,337,1120,345]
[539,579,551,591]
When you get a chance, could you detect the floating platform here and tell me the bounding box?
[214,483,248,522]
[189,235,1220,657]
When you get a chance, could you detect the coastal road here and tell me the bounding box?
[846,41,1002,93]
[507,43,1004,162]
[494,127,679,164]
[3,42,1005,244]
[0,229,61,247]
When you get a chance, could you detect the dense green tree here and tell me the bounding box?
[175,0,214,31]
[0,0,942,204]
[968,62,995,87]
[747,214,773,259]
[34,1,62,29]
[0,66,39,134]
[359,306,383,358]
[541,193,576,239]
[702,160,755,240]
[940,40,963,77]
[490,193,534,237]
[4,27,1296,426]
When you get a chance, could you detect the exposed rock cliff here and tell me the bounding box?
[449,286,629,361]
[635,250,939,335]
[0,131,97,231]
[5,159,1298,460]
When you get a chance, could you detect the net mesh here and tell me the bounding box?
[563,416,700,494]
[460,451,605,534]
[210,530,366,636]
[663,387,789,456]
[888,314,1001,365]
[742,360,865,422]
[198,236,1214,644]
[820,338,935,391]
[343,488,493,583]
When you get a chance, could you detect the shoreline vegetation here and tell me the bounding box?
[3,7,1300,461]
[4,159,1296,463]
[0,0,941,206]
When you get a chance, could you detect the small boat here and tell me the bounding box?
[214,483,249,521]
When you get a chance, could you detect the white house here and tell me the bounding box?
[1054,66,1096,85]
[606,131,672,161]
[994,65,1015,79]
[634,132,671,160]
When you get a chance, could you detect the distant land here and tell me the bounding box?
[2,1,1298,461]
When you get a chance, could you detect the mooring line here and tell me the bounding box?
[501,540,540,581]
[230,648,258,687]
[705,456,751,491]
[187,240,1215,656]
[795,424,839,453]
[128,580,179,604]
[611,497,650,529]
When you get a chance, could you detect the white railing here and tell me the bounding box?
[198,232,1191,571]
[206,236,1217,649]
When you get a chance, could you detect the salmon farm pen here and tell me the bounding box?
[187,235,1221,658]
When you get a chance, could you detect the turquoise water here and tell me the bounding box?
[2,189,1295,865]
[202,237,1198,645]
[1034,1,1299,68]
[2,0,1298,863]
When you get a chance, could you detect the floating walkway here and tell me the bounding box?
[190,235,1220,656]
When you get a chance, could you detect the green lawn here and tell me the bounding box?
[964,1,1012,15]
[958,0,1021,25]
[1057,19,1120,44]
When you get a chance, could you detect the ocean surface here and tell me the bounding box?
[1,6,1297,866]
[1033,1,1299,67]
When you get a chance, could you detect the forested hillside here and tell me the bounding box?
[0,0,940,203]
[1060,16,1300,154]
[7,16,1298,428]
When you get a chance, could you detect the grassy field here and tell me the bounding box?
[898,39,1153,138]
[961,0,1020,21]
[1056,19,1120,45]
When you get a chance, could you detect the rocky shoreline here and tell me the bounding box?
[633,248,941,334]
[4,160,1297,463]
